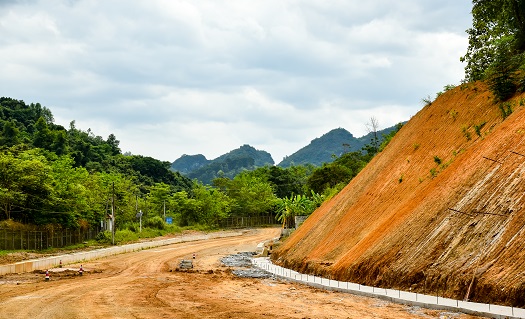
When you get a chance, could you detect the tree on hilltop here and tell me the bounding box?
[462,0,525,89]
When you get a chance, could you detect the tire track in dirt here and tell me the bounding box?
[0,228,483,319]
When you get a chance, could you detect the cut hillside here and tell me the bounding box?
[272,82,525,307]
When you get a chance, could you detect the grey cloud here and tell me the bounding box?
[0,0,473,161]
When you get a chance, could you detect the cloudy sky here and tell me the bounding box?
[0,0,472,164]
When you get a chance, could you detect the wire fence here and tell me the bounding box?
[252,257,525,319]
[0,227,101,251]
[219,215,279,229]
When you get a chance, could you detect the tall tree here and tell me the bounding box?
[461,0,525,82]
[0,150,53,222]
[0,120,20,147]
[32,117,53,150]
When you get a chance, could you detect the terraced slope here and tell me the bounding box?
[272,82,525,307]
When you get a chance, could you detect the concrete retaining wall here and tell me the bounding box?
[253,257,525,319]
[0,231,243,275]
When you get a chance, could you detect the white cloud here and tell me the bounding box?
[0,0,472,163]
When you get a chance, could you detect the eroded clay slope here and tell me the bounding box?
[273,82,525,306]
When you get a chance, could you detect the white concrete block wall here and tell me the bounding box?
[253,257,525,319]
[514,307,525,317]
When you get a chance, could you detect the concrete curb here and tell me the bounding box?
[0,230,244,275]
[252,257,524,319]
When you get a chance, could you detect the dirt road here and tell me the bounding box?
[0,228,482,319]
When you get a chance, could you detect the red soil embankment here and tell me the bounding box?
[272,82,525,307]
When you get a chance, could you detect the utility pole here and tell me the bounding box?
[139,211,142,232]
[163,200,166,221]
[112,182,115,245]
[136,194,142,232]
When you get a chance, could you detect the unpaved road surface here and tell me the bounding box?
[0,228,483,319]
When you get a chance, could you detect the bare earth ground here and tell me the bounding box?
[0,228,483,319]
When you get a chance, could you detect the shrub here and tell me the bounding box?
[434,156,442,165]
[114,229,139,244]
[490,73,516,101]
[474,121,486,137]
[462,126,472,141]
[138,227,164,238]
[121,222,138,232]
[421,95,433,106]
[144,216,165,230]
[443,84,456,92]
[96,231,111,243]
[448,109,458,121]
[499,102,513,119]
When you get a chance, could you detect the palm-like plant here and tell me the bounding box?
[276,192,324,228]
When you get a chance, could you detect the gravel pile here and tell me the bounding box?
[221,252,274,279]
[220,252,255,267]
[232,268,274,279]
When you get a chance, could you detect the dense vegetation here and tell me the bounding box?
[462,0,525,101]
[0,97,192,230]
[0,97,401,238]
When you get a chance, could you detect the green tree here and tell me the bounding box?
[266,166,304,198]
[43,155,91,227]
[51,129,68,156]
[193,183,231,226]
[106,133,121,156]
[32,117,53,150]
[92,172,140,228]
[0,149,53,222]
[307,164,353,194]
[218,172,278,216]
[147,182,171,218]
[0,120,20,147]
[169,191,199,226]
[461,0,525,82]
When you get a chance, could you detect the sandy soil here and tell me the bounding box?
[0,228,482,319]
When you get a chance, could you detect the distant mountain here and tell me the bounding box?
[171,144,274,185]
[171,126,402,182]
[171,154,209,175]
[278,126,401,168]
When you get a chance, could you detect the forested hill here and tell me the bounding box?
[171,154,209,175]
[0,97,192,227]
[177,144,274,185]
[278,126,401,168]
